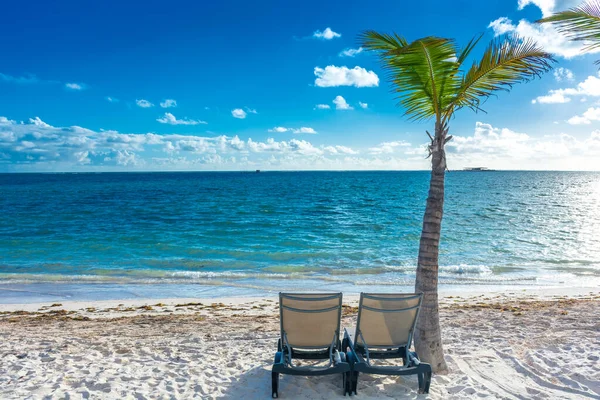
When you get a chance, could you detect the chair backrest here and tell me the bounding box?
[355,293,422,348]
[279,292,343,349]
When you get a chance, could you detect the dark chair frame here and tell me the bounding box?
[343,293,432,395]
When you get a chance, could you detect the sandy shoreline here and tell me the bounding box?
[1,290,599,399]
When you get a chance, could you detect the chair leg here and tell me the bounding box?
[272,371,279,398]
[352,371,359,394]
[418,372,423,392]
[423,371,432,394]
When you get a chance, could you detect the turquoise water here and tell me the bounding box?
[1,171,599,302]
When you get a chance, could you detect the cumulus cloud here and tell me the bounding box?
[157,113,207,125]
[339,47,363,57]
[488,1,599,59]
[160,99,177,108]
[532,72,600,104]
[314,66,379,88]
[446,121,600,169]
[2,117,598,171]
[65,83,85,90]
[554,67,574,82]
[359,102,368,109]
[314,104,331,110]
[232,109,247,119]
[531,92,570,104]
[136,99,154,108]
[566,107,600,125]
[333,95,353,110]
[313,27,341,40]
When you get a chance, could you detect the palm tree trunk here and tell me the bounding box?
[414,121,448,373]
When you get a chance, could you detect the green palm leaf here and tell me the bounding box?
[448,36,554,120]
[360,32,461,122]
[538,1,600,53]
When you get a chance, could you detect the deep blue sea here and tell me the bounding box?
[1,171,599,302]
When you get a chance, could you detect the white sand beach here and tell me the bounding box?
[1,289,599,399]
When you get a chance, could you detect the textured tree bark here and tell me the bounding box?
[414,121,449,373]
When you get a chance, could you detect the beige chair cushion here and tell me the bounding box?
[280,293,341,348]
[356,293,421,348]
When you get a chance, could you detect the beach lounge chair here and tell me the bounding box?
[343,293,432,395]
[271,292,351,398]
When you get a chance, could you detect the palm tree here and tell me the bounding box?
[360,33,554,372]
[538,0,600,64]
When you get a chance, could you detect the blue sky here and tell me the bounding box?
[1,0,600,171]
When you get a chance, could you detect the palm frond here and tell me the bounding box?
[360,32,461,122]
[448,36,555,120]
[538,0,600,52]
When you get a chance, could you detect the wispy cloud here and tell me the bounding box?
[136,99,154,108]
[314,66,379,88]
[333,95,353,110]
[106,96,119,103]
[0,72,42,84]
[312,27,341,40]
[339,47,363,57]
[232,109,247,119]
[157,112,207,125]
[554,67,574,82]
[65,83,85,91]
[160,99,177,108]
[359,102,368,109]
[314,104,331,110]
[268,127,317,134]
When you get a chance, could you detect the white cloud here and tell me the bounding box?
[136,99,154,108]
[554,67,574,82]
[339,47,363,57]
[313,27,341,40]
[315,104,331,109]
[323,145,358,155]
[268,127,317,134]
[106,96,119,103]
[157,113,207,125]
[65,83,84,90]
[314,66,379,88]
[566,107,600,125]
[446,121,600,169]
[333,95,353,110]
[232,109,247,119]
[567,115,591,125]
[245,107,258,114]
[488,0,600,59]
[531,92,571,104]
[293,127,317,134]
[517,0,556,17]
[369,140,411,154]
[2,116,599,171]
[160,99,177,108]
[359,102,368,109]
[268,127,289,133]
[533,72,600,104]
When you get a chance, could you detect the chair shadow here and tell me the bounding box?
[220,363,427,399]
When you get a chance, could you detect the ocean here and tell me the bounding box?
[1,171,599,303]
